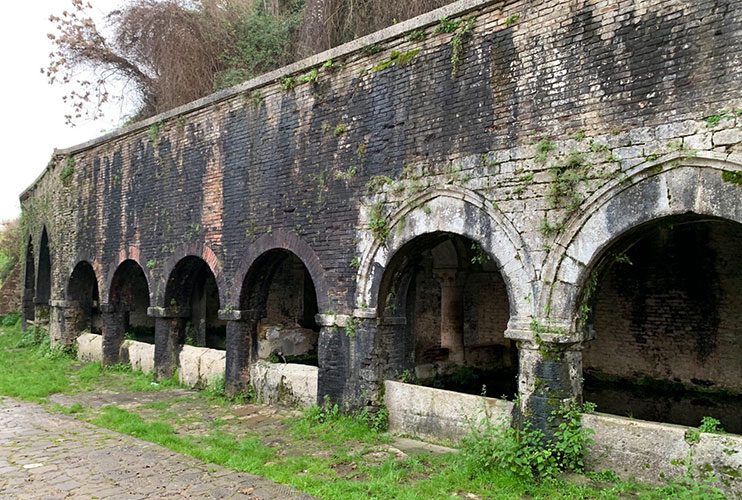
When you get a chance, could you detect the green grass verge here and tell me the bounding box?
[0,314,728,500]
[0,315,179,401]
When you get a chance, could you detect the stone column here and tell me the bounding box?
[22,289,35,331]
[517,339,584,438]
[101,303,126,367]
[220,308,257,397]
[433,269,465,365]
[316,311,381,412]
[149,306,190,381]
[34,300,51,329]
[49,300,84,347]
[504,316,589,438]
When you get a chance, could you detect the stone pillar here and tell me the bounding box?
[101,303,126,367]
[22,289,35,331]
[220,308,257,397]
[49,300,84,346]
[517,340,584,438]
[316,311,381,412]
[34,300,51,328]
[433,269,465,365]
[149,306,190,381]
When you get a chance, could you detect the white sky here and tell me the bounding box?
[0,0,127,222]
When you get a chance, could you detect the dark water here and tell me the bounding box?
[420,366,518,400]
[584,375,742,435]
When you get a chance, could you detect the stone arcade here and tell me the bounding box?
[20,0,742,492]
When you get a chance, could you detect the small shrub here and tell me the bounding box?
[333,123,347,137]
[461,401,594,481]
[504,14,521,27]
[60,156,75,186]
[368,202,390,241]
[699,416,725,434]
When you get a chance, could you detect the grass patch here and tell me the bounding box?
[0,315,728,500]
[0,317,178,401]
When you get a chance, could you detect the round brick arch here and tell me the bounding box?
[103,246,153,305]
[542,151,742,332]
[355,186,538,334]
[64,255,104,301]
[230,229,330,312]
[156,243,227,308]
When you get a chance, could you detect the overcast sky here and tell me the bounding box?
[0,0,126,222]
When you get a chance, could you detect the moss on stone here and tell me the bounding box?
[721,170,742,185]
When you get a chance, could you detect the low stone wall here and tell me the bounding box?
[76,333,103,363]
[584,413,742,497]
[120,340,155,375]
[250,360,318,408]
[75,334,223,387]
[384,380,741,496]
[75,334,316,405]
[176,345,226,388]
[384,380,515,443]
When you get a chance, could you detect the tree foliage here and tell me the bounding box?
[45,0,454,124]
[0,219,21,286]
[295,0,451,58]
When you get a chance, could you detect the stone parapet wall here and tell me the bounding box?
[384,380,514,442]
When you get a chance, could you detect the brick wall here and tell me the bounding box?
[584,218,742,393]
[18,0,742,410]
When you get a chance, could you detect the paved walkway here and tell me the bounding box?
[0,397,317,500]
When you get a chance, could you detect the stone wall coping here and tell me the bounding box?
[20,0,496,202]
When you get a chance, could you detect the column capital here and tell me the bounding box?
[505,316,591,346]
[49,299,81,308]
[99,303,116,313]
[217,308,259,321]
[147,306,191,318]
[432,268,466,287]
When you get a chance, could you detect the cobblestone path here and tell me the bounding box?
[0,397,317,500]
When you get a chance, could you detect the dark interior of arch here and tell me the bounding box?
[110,260,154,343]
[378,232,516,399]
[36,228,52,307]
[67,261,101,334]
[165,256,225,349]
[240,249,319,365]
[23,238,35,325]
[582,214,742,434]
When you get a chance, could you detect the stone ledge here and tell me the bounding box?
[147,306,191,318]
[217,308,258,321]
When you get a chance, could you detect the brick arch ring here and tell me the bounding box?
[355,186,538,335]
[229,229,331,312]
[103,246,154,305]
[34,223,53,273]
[64,254,105,301]
[541,151,742,333]
[156,242,227,308]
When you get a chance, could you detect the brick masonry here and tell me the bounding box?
[18,0,742,435]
